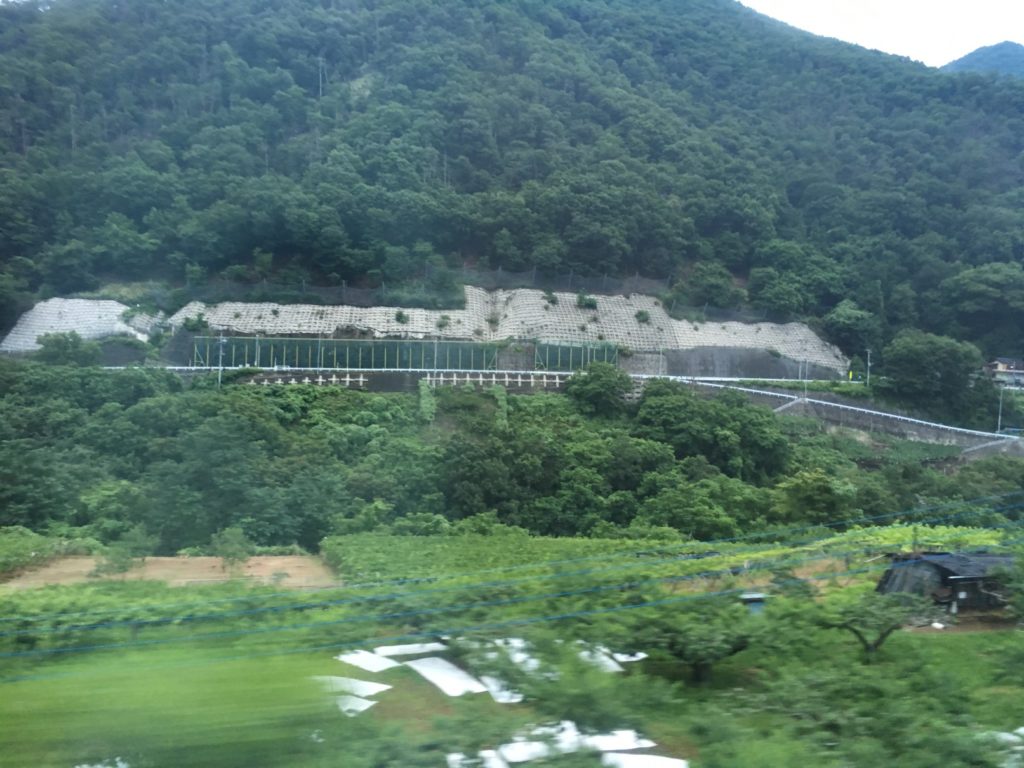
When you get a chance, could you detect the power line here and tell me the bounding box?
[3,521,1020,661]
[2,491,1017,626]
[0,555,964,687]
[2,499,1017,639]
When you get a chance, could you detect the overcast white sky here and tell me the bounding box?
[738,0,1024,67]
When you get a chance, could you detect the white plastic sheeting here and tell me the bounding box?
[311,676,392,697]
[488,638,542,673]
[446,750,510,768]
[335,695,377,716]
[581,731,657,752]
[610,652,649,663]
[403,657,488,697]
[480,675,524,704]
[602,754,690,768]
[374,642,448,657]
[496,740,554,763]
[334,650,401,672]
[497,721,656,763]
[577,647,625,673]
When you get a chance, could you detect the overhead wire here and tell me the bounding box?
[2,490,1018,627]
[3,518,1021,662]
[0,552,981,687]
[2,496,1020,640]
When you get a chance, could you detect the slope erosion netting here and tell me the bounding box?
[170,286,846,373]
[0,298,160,352]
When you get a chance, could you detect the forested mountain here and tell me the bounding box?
[943,42,1024,78]
[2,0,1024,356]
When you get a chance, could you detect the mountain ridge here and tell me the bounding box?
[943,41,1024,77]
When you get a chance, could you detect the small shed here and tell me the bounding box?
[986,358,1024,386]
[876,552,1015,613]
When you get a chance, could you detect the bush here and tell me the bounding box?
[576,292,598,310]
[182,314,209,332]
[34,332,102,366]
[635,310,651,324]
[0,526,61,578]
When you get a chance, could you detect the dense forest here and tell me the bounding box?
[2,0,1024,359]
[943,42,1024,78]
[2,360,1023,557]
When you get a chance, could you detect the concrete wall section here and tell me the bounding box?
[660,348,840,380]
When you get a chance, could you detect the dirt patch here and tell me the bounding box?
[1,555,338,589]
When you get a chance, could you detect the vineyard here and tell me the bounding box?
[1,520,1021,766]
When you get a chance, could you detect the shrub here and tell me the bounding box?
[34,331,102,366]
[576,292,598,310]
[395,310,409,324]
[635,310,651,324]
[182,314,209,332]
[0,527,61,578]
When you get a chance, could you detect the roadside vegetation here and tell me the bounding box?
[3,360,1024,556]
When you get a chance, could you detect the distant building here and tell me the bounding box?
[985,358,1024,386]
[876,552,1015,613]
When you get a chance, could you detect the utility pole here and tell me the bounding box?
[998,387,1004,433]
[865,348,872,388]
[217,336,227,388]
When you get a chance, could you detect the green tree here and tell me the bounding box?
[680,262,746,307]
[770,469,860,526]
[621,600,759,683]
[635,381,789,481]
[34,332,101,367]
[816,591,939,663]
[879,330,984,421]
[210,526,254,572]
[93,524,157,576]
[823,299,881,356]
[564,362,632,416]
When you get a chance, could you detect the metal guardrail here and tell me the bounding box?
[658,377,1016,441]
[116,366,1017,442]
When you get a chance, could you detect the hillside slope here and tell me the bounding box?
[943,41,1024,77]
[2,0,1024,355]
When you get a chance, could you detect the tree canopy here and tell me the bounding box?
[1,0,1024,360]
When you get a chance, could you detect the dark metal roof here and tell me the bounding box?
[910,552,1015,579]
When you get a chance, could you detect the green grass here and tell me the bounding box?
[0,648,339,768]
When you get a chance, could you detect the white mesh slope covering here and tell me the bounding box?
[1,298,158,352]
[168,286,847,373]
